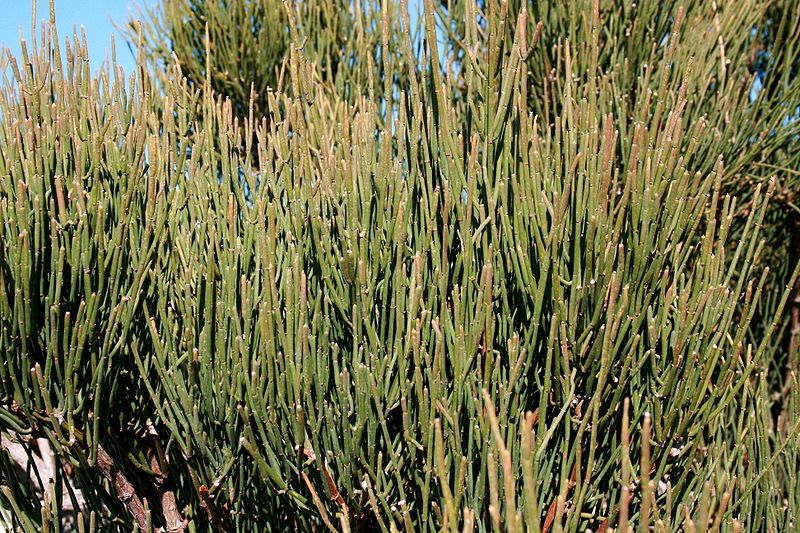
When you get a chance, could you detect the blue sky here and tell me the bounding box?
[0,0,145,75]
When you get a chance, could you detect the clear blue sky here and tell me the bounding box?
[0,0,146,75]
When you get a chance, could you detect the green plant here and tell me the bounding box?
[126,0,409,121]
[1,0,799,531]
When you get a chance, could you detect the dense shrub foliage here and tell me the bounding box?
[1,0,800,531]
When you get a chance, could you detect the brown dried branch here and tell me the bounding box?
[96,444,151,531]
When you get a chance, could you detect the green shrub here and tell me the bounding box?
[1,0,799,531]
[126,0,409,119]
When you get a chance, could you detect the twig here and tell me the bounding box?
[143,427,188,533]
[96,443,151,531]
